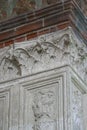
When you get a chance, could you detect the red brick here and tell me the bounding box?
[37,28,50,36]
[0,0,86,46]
[44,12,69,27]
[49,26,57,33]
[56,22,70,30]
[5,40,14,47]
[0,30,14,42]
[27,32,37,40]
[15,36,25,42]
[16,20,43,36]
[0,43,3,48]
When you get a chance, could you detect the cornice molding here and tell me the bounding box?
[0,0,87,45]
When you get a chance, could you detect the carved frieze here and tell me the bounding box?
[21,82,59,130]
[0,27,87,82]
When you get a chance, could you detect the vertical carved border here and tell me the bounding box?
[0,87,11,130]
[71,71,87,130]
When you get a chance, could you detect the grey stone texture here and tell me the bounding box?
[0,27,87,130]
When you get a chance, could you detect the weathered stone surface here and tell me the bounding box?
[0,65,87,130]
[0,27,87,83]
[0,27,87,130]
[72,82,83,130]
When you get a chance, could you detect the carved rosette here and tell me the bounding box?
[0,27,87,82]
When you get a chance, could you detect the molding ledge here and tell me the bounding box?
[0,0,87,46]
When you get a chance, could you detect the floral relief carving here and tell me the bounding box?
[0,45,21,79]
[29,33,71,65]
[32,88,56,130]
[0,28,87,82]
[72,85,83,130]
[0,32,70,80]
[70,40,87,82]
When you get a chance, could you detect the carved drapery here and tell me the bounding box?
[0,27,87,82]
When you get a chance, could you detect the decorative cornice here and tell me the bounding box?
[0,0,87,46]
[0,27,87,83]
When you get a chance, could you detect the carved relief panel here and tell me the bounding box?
[71,82,84,130]
[24,86,57,130]
[31,88,56,130]
[19,76,64,130]
[0,65,86,130]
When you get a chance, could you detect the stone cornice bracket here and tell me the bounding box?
[0,27,87,83]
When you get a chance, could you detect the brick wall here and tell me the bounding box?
[0,0,87,48]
